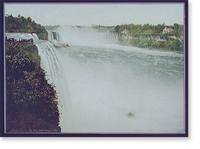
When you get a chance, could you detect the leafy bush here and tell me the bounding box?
[170,39,183,51]
[152,40,165,49]
[6,40,60,132]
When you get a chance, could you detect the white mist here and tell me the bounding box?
[52,27,185,133]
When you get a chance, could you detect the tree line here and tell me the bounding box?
[114,23,183,37]
[5,14,48,40]
[113,23,184,52]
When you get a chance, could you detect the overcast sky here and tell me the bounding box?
[4,3,184,26]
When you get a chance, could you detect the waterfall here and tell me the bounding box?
[35,40,70,130]
[115,34,119,43]
[6,33,70,131]
[5,33,63,84]
[47,30,63,47]
[35,40,63,83]
[56,26,116,46]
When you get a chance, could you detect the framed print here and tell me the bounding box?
[0,0,188,137]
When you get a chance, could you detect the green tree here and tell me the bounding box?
[171,39,183,51]
[115,25,121,34]
[5,15,48,40]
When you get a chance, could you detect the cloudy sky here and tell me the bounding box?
[4,3,184,26]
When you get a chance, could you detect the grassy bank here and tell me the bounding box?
[114,23,184,52]
[118,35,184,52]
[129,37,183,52]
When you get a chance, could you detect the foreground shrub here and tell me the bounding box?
[6,40,60,132]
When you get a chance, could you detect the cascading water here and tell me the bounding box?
[54,26,116,46]
[6,33,38,43]
[47,30,63,46]
[5,33,70,130]
[35,40,70,130]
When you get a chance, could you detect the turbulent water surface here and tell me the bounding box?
[53,27,185,133]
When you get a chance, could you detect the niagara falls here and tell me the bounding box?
[33,25,184,133]
[4,3,186,135]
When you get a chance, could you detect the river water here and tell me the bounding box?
[54,28,185,133]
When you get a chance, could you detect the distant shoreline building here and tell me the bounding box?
[162,27,174,34]
[122,28,129,35]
